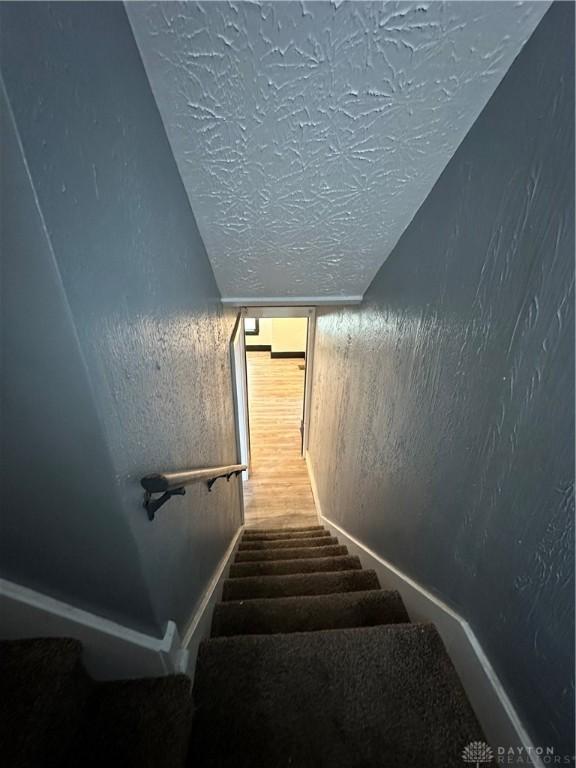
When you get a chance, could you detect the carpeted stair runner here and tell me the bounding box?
[212,589,410,637]
[222,567,381,601]
[190,523,485,767]
[229,554,362,577]
[0,637,192,768]
[66,674,192,768]
[234,543,348,561]
[238,535,338,550]
[242,529,332,541]
[243,525,325,535]
[4,524,485,767]
[0,638,90,768]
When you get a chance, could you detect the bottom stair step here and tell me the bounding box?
[211,589,410,636]
[1,638,89,768]
[190,624,484,768]
[65,675,192,768]
[223,569,380,601]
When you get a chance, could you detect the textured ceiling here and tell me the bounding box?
[127,1,548,302]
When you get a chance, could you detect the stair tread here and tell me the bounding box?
[229,555,362,578]
[241,530,331,542]
[211,589,410,637]
[0,638,89,768]
[223,569,380,601]
[190,624,483,767]
[235,544,347,562]
[244,525,324,534]
[65,675,192,768]
[238,536,337,551]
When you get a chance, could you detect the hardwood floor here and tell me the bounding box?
[243,351,318,529]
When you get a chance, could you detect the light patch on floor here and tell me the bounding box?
[244,352,318,529]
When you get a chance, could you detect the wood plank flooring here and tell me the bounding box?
[243,352,318,529]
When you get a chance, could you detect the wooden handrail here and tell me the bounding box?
[141,464,247,520]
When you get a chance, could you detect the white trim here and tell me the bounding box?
[302,310,316,455]
[305,452,543,767]
[181,525,244,683]
[0,578,187,680]
[241,305,315,319]
[239,306,316,454]
[221,296,363,307]
[0,526,246,684]
[230,315,250,482]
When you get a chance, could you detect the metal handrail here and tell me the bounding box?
[141,463,247,520]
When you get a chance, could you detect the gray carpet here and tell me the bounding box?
[238,536,338,550]
[235,543,348,562]
[223,567,381,600]
[65,675,193,768]
[243,529,332,541]
[229,554,362,578]
[190,524,485,767]
[191,624,483,767]
[0,638,89,768]
[212,589,410,637]
[4,525,485,767]
[244,525,324,534]
[0,638,192,768]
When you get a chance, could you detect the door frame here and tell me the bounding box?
[229,313,250,496]
[240,306,316,456]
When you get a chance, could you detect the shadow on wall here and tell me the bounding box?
[0,3,241,635]
[308,4,574,755]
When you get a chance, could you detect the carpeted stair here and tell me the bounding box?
[0,637,193,768]
[229,553,362,577]
[3,524,485,767]
[235,543,348,561]
[238,535,339,550]
[189,523,485,767]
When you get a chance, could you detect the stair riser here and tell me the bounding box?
[241,531,330,542]
[229,556,361,578]
[238,537,337,551]
[235,545,347,562]
[212,590,411,637]
[243,526,324,535]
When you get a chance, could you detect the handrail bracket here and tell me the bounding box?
[144,487,186,521]
[207,468,244,492]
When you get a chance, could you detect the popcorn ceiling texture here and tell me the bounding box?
[128,1,548,300]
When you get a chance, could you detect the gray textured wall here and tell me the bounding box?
[1,2,241,635]
[308,4,574,753]
[1,83,158,632]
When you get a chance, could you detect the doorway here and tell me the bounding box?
[233,307,318,529]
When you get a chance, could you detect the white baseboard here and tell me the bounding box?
[305,452,542,767]
[181,524,244,684]
[0,578,187,681]
[0,525,245,685]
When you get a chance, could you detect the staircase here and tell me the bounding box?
[189,523,485,767]
[2,524,486,767]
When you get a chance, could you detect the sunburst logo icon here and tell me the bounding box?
[462,741,494,768]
